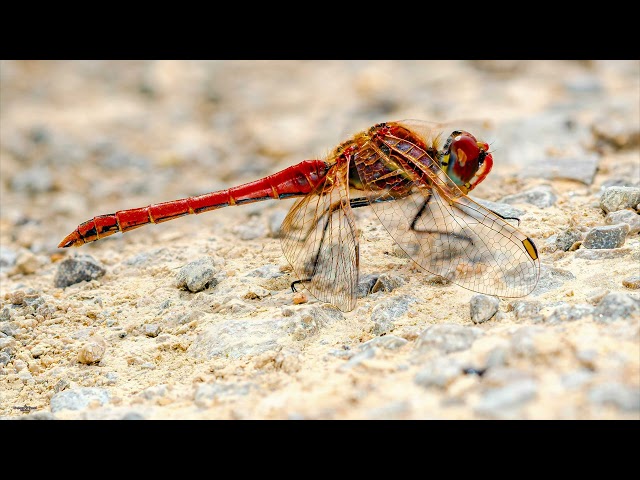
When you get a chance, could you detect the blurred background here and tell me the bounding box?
[1,60,638,255]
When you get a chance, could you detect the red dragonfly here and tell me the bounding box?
[59,120,540,311]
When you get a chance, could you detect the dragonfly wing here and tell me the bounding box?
[355,139,540,298]
[280,162,359,311]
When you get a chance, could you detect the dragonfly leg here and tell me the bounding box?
[410,194,474,245]
[290,279,311,292]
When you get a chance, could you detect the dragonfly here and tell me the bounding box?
[59,120,540,312]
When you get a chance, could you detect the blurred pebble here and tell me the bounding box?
[592,118,640,150]
[470,295,500,324]
[176,257,220,293]
[77,335,107,364]
[470,197,525,219]
[54,254,106,288]
[500,185,557,209]
[414,357,462,389]
[600,187,640,214]
[16,251,43,275]
[589,383,640,411]
[50,387,110,412]
[575,248,632,259]
[17,412,56,420]
[144,324,161,337]
[605,209,640,234]
[139,384,167,400]
[622,276,640,289]
[10,167,53,194]
[370,273,405,294]
[516,155,599,185]
[0,247,17,272]
[510,300,543,321]
[593,293,640,323]
[360,335,408,351]
[244,264,281,278]
[533,266,575,295]
[561,369,594,389]
[267,210,287,237]
[564,75,602,94]
[474,380,538,417]
[121,412,145,420]
[582,224,629,249]
[0,337,17,354]
[338,347,375,371]
[7,290,25,305]
[194,382,255,407]
[414,323,483,354]
[370,295,419,335]
[554,228,584,251]
[232,223,267,241]
[546,303,595,324]
[1,322,19,337]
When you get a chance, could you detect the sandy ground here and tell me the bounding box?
[0,60,638,420]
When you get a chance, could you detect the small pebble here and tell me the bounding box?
[370,273,405,294]
[589,383,640,412]
[370,296,419,335]
[546,303,595,323]
[360,335,408,351]
[593,293,640,323]
[604,209,640,235]
[176,257,220,293]
[0,247,17,271]
[582,224,629,249]
[77,335,107,364]
[600,187,640,214]
[622,276,640,289]
[554,228,584,252]
[474,380,538,417]
[470,295,500,324]
[7,290,26,305]
[500,185,557,209]
[50,387,110,412]
[356,274,379,298]
[144,324,161,337]
[292,292,308,305]
[0,352,11,366]
[54,255,106,288]
[414,357,462,389]
[414,323,483,354]
[16,251,42,275]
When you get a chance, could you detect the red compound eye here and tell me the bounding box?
[452,134,480,167]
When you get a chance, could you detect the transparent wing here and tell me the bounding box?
[355,135,540,298]
[280,161,359,311]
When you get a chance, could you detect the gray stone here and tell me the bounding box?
[16,411,56,420]
[370,295,419,335]
[360,335,408,351]
[0,247,17,271]
[50,387,111,412]
[474,380,538,416]
[144,324,161,337]
[589,383,640,411]
[500,186,557,209]
[139,384,167,400]
[0,322,19,337]
[516,155,599,185]
[370,273,405,294]
[470,197,525,220]
[575,247,633,259]
[593,293,640,323]
[600,187,640,214]
[605,209,640,235]
[546,303,595,323]
[470,295,500,324]
[356,274,379,298]
[0,351,10,366]
[267,210,287,237]
[414,357,462,389]
[10,167,54,194]
[54,255,106,288]
[561,369,594,389]
[414,323,483,354]
[244,264,282,278]
[583,224,629,249]
[176,257,221,293]
[121,412,145,420]
[194,382,256,406]
[554,228,584,251]
[338,347,375,371]
[532,266,575,295]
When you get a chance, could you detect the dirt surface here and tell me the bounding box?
[1,60,638,420]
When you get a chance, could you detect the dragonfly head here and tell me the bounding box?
[439,131,493,194]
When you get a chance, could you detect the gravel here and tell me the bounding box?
[604,209,640,234]
[175,257,222,293]
[54,254,106,288]
[470,295,500,324]
[600,187,640,214]
[582,224,629,249]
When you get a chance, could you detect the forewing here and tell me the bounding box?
[355,136,540,298]
[280,162,359,311]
